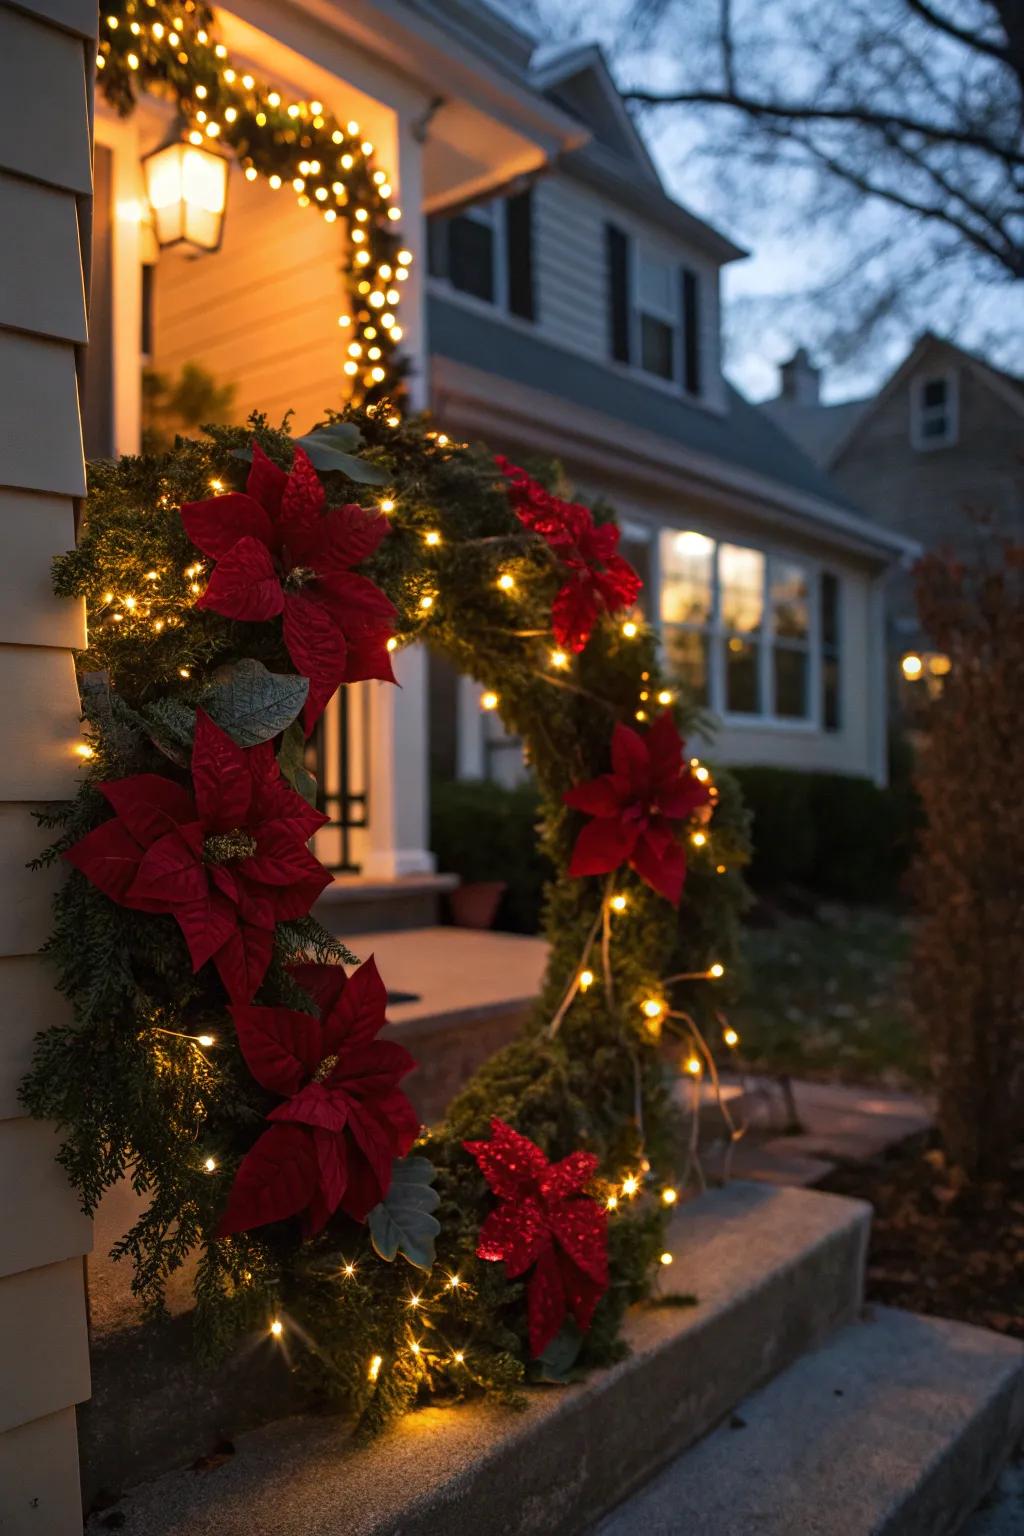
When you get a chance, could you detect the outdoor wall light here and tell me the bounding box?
[143,139,229,252]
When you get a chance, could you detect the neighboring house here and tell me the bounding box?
[81,0,910,930]
[764,334,1024,670]
[422,18,913,794]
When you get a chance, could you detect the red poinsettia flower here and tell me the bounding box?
[64,709,330,1004]
[496,456,641,652]
[217,957,419,1237]
[563,711,710,905]
[464,1117,608,1357]
[181,443,396,731]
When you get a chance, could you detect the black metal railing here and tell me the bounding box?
[306,688,368,874]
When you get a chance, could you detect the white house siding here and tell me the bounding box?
[152,160,352,434]
[531,170,726,413]
[0,1,96,1530]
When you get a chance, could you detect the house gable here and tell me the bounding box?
[530,43,660,184]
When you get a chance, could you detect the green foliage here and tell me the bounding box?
[142,362,237,455]
[368,1157,441,1269]
[732,765,915,901]
[25,407,750,1434]
[430,777,550,932]
[201,658,308,745]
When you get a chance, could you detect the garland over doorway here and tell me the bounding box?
[26,404,750,1432]
[99,0,411,403]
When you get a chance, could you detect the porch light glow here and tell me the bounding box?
[143,140,228,252]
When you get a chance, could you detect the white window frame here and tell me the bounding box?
[910,369,959,451]
[438,198,508,312]
[657,528,825,730]
[632,242,681,386]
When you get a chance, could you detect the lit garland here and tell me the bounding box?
[97,0,410,403]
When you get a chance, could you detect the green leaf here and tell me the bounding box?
[139,697,196,764]
[201,659,308,746]
[278,720,319,808]
[299,421,362,452]
[296,425,388,485]
[368,1156,440,1270]
[531,1319,584,1384]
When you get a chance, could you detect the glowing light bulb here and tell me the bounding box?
[453,1350,465,1365]
[145,569,159,581]
[662,1187,678,1205]
[419,594,434,611]
[424,530,441,546]
[270,1319,283,1337]
[550,650,569,669]
[684,1055,702,1076]
[379,497,395,514]
[901,653,923,680]
[579,969,594,991]
[622,1175,639,1197]
[723,1027,739,1047]
[196,1033,215,1047]
[622,621,638,638]
[691,831,707,848]
[660,1251,674,1266]
[657,690,673,705]
[480,691,499,711]
[410,1341,421,1355]
[75,743,95,760]
[497,572,515,591]
[368,1354,382,1382]
[179,667,191,679]
[386,637,398,652]
[408,1294,421,1309]
[708,963,725,979]
[342,1262,356,1278]
[448,1274,462,1290]
[695,766,710,783]
[606,1194,619,1210]
[204,1156,216,1172]
[642,998,664,1020]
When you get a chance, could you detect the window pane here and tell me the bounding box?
[774,646,809,718]
[720,544,764,633]
[638,251,674,315]
[725,636,760,713]
[771,560,809,639]
[922,377,947,408]
[640,314,674,379]
[448,215,495,303]
[922,412,948,439]
[664,627,709,706]
[619,535,652,616]
[660,530,714,624]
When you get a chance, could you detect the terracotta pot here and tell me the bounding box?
[448,880,507,930]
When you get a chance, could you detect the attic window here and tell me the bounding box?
[911,371,958,450]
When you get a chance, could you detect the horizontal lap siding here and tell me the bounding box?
[532,171,726,411]
[153,163,351,431]
[0,4,96,1528]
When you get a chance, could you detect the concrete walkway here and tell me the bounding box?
[704,1075,932,1187]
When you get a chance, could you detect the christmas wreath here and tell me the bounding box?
[25,408,749,1434]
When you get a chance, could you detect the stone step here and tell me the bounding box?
[86,1181,871,1535]
[314,873,459,936]
[593,1307,1024,1536]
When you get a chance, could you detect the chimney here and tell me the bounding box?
[778,347,821,406]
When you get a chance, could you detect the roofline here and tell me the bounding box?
[284,0,588,160]
[827,330,1024,467]
[432,355,917,565]
[529,41,661,185]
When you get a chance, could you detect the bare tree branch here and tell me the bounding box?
[904,0,1012,64]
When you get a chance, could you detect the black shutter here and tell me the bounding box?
[681,267,702,395]
[427,216,450,281]
[820,571,841,731]
[606,223,631,363]
[505,188,535,321]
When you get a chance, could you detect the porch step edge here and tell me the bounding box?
[89,1181,871,1536]
[592,1306,1024,1536]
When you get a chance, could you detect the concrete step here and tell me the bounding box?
[593,1307,1024,1536]
[314,873,459,935]
[86,1181,870,1535]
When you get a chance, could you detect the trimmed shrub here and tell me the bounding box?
[732,765,917,902]
[430,777,550,932]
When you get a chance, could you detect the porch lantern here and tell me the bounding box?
[143,140,229,252]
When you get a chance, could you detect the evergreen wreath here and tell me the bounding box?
[24,408,750,1435]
